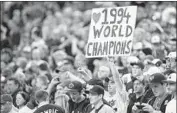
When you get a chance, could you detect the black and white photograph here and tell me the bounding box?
[0,1,176,113]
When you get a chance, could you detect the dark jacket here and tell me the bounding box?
[148,93,172,113]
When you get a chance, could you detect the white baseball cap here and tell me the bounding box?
[166,52,176,58]
[133,42,143,50]
[152,59,162,66]
[146,66,161,76]
[163,73,176,83]
[151,35,160,44]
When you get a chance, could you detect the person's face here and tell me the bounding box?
[108,80,116,94]
[1,53,11,63]
[22,52,31,60]
[32,49,41,60]
[13,9,21,23]
[69,91,81,103]
[150,83,165,97]
[16,93,26,107]
[55,85,65,99]
[35,78,46,90]
[132,49,141,56]
[131,65,142,77]
[133,80,144,93]
[1,102,12,113]
[139,51,146,60]
[166,83,176,94]
[89,93,102,105]
[6,80,18,94]
[98,66,110,80]
[170,59,176,69]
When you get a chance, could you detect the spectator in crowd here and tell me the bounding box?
[66,80,90,113]
[165,52,176,71]
[97,65,111,91]
[15,91,31,113]
[34,75,49,90]
[33,90,65,113]
[0,2,176,113]
[5,77,21,107]
[1,94,18,113]
[88,85,115,113]
[132,73,172,113]
[108,58,129,113]
[126,61,144,94]
[127,78,150,113]
[54,94,70,113]
[163,73,176,113]
[86,78,110,107]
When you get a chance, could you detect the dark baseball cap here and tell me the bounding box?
[89,85,104,95]
[1,94,13,104]
[130,61,144,70]
[149,73,166,84]
[66,81,83,92]
[87,78,104,88]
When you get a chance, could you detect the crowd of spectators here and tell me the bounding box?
[1,1,176,113]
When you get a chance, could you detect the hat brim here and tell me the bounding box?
[64,88,80,92]
[89,91,98,95]
[162,80,176,83]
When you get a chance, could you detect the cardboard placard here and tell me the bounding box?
[86,6,137,58]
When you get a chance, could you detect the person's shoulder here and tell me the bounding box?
[167,99,175,105]
[102,104,115,112]
[163,94,173,103]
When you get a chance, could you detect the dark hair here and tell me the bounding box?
[133,78,145,85]
[31,26,42,37]
[163,69,176,76]
[36,76,48,86]
[35,90,48,102]
[8,77,21,88]
[16,91,30,106]
[39,62,49,71]
[87,79,104,88]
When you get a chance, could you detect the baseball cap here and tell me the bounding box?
[151,35,160,44]
[23,46,31,52]
[35,90,48,101]
[149,73,166,84]
[163,73,176,83]
[66,81,83,92]
[142,48,152,55]
[130,61,144,70]
[127,56,139,64]
[87,78,104,88]
[1,94,13,104]
[166,52,176,59]
[152,59,162,66]
[145,66,161,76]
[89,85,104,95]
[133,42,143,50]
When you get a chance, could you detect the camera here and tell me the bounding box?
[136,105,144,109]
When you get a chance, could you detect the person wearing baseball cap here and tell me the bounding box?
[163,73,176,113]
[88,85,115,113]
[126,61,144,94]
[165,52,176,71]
[65,80,91,113]
[1,94,18,113]
[137,73,172,113]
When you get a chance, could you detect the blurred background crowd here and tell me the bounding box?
[0,1,176,113]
